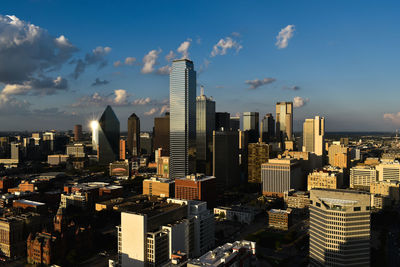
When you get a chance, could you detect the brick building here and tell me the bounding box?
[175,174,216,208]
[143,177,175,197]
[267,209,292,230]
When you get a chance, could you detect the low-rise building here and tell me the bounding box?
[47,154,69,165]
[213,205,256,224]
[283,190,310,209]
[187,240,256,267]
[350,165,377,189]
[143,177,175,198]
[109,160,131,179]
[370,180,400,203]
[175,174,216,209]
[307,166,344,191]
[267,209,292,230]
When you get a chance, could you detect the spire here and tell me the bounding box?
[200,85,204,96]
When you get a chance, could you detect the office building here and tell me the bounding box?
[243,112,259,143]
[239,130,249,180]
[170,59,196,179]
[276,102,293,141]
[376,162,400,181]
[66,143,87,158]
[213,206,256,224]
[302,116,325,157]
[309,189,371,267]
[119,139,126,160]
[215,112,230,131]
[261,158,303,197]
[370,180,400,203]
[248,142,270,183]
[260,113,275,142]
[213,130,240,188]
[284,190,310,209]
[350,166,377,189]
[0,217,24,258]
[187,240,256,267]
[328,144,349,168]
[127,113,140,157]
[196,88,215,175]
[175,174,216,208]
[93,105,120,165]
[110,160,131,179]
[143,177,175,198]
[156,148,169,178]
[307,167,344,191]
[74,124,82,141]
[140,132,153,155]
[154,113,170,156]
[230,116,240,131]
[267,209,292,230]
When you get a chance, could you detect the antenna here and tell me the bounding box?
[200,86,204,96]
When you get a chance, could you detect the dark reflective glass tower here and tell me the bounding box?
[170,59,196,179]
[97,105,120,165]
[127,113,140,157]
[196,88,215,175]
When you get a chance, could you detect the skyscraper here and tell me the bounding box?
[215,112,230,131]
[154,113,170,156]
[276,102,293,141]
[196,88,215,174]
[229,116,240,131]
[309,189,371,266]
[73,124,82,141]
[302,116,325,156]
[243,112,259,143]
[170,59,196,179]
[213,130,239,188]
[95,105,120,165]
[260,113,275,142]
[127,113,140,157]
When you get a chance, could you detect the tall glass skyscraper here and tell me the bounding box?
[170,59,196,179]
[127,113,140,157]
[276,102,293,141]
[196,87,215,175]
[243,112,259,143]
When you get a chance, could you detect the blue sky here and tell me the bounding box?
[0,0,400,132]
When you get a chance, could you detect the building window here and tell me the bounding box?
[316,202,321,207]
[353,207,361,211]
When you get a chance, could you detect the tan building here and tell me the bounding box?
[370,180,400,203]
[143,177,175,198]
[376,162,400,181]
[267,209,292,230]
[0,217,24,258]
[307,167,344,191]
[302,116,325,156]
[248,143,270,183]
[157,156,169,178]
[328,144,349,168]
[261,158,303,197]
[276,102,293,141]
[284,190,310,209]
[350,165,377,189]
[309,189,371,267]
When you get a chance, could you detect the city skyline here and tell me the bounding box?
[1,1,400,132]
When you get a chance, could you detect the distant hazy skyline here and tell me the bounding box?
[1,0,400,132]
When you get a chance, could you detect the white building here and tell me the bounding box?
[214,205,256,224]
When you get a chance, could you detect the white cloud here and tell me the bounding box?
[141,49,161,74]
[245,78,276,89]
[159,105,169,115]
[1,76,68,96]
[72,90,130,107]
[211,37,242,57]
[1,83,32,95]
[157,65,171,75]
[114,60,122,67]
[383,112,400,125]
[177,40,191,59]
[73,46,112,79]
[276,25,295,49]
[144,108,158,115]
[165,50,176,62]
[114,89,129,105]
[293,96,309,108]
[283,85,300,91]
[124,57,136,65]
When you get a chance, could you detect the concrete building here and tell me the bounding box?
[74,124,83,141]
[261,158,303,197]
[109,160,131,179]
[187,240,256,267]
[350,166,377,189]
[267,209,292,230]
[169,59,196,179]
[212,130,240,188]
[156,153,170,178]
[140,132,153,155]
[284,190,310,209]
[0,217,24,258]
[196,88,215,175]
[119,139,127,160]
[154,113,170,156]
[229,116,240,131]
[309,189,371,267]
[214,205,256,224]
[248,142,270,183]
[302,116,325,157]
[143,177,175,198]
[276,102,293,141]
[307,167,344,191]
[175,174,216,209]
[127,113,140,157]
[328,144,350,169]
[370,180,400,203]
[47,154,69,165]
[66,143,87,158]
[376,162,400,181]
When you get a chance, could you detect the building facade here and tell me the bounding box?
[169,59,196,179]
[276,102,293,141]
[154,113,170,156]
[127,113,140,157]
[175,174,216,208]
[248,143,270,183]
[243,112,259,143]
[302,116,325,157]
